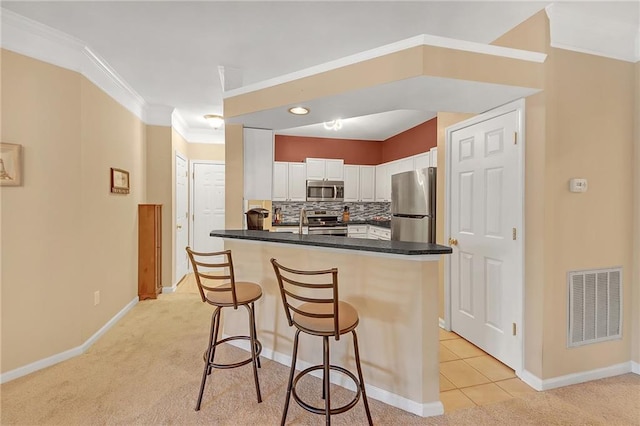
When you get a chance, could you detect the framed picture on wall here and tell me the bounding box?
[0,143,23,186]
[110,168,130,194]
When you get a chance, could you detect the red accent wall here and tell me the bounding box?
[274,117,437,165]
[274,135,382,165]
[381,117,437,163]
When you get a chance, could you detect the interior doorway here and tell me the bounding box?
[190,161,225,253]
[174,151,189,286]
[444,99,525,374]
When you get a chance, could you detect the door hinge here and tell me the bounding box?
[512,323,517,336]
[513,132,518,145]
[512,227,517,240]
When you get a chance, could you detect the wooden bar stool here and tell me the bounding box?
[186,247,262,410]
[271,258,373,426]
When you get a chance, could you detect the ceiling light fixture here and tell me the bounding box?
[204,114,224,129]
[288,106,309,115]
[323,119,343,131]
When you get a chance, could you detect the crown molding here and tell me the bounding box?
[224,33,547,99]
[546,4,640,63]
[0,8,174,126]
[171,110,224,144]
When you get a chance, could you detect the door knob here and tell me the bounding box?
[448,237,458,246]
[177,225,182,230]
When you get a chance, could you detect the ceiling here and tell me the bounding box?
[2,1,638,142]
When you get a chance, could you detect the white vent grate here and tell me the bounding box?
[568,267,622,347]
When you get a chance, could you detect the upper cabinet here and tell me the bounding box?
[244,128,273,200]
[306,158,344,181]
[273,162,307,201]
[344,165,375,202]
[413,152,431,170]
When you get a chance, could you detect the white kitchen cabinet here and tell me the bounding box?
[413,152,431,171]
[375,163,391,202]
[429,147,438,167]
[347,224,368,238]
[273,162,307,201]
[368,225,390,240]
[344,165,375,202]
[305,158,344,180]
[243,128,273,200]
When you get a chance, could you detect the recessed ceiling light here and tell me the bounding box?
[204,114,224,129]
[288,106,309,115]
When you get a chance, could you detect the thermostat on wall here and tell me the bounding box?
[569,178,588,193]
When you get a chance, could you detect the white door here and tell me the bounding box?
[448,106,523,371]
[192,162,225,253]
[175,152,189,284]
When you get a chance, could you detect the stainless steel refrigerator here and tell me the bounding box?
[391,167,436,243]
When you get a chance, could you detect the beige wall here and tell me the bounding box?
[224,124,244,229]
[146,126,172,288]
[542,48,634,378]
[633,62,640,365]
[1,50,145,372]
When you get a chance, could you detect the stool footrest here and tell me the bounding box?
[203,335,262,369]
[291,364,361,416]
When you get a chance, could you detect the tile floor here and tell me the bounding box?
[438,328,536,412]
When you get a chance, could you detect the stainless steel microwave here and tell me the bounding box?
[306,180,344,202]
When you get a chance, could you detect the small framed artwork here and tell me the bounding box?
[110,167,130,194]
[0,143,23,186]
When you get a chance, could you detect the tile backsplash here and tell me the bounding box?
[273,201,390,223]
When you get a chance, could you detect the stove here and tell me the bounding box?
[306,211,348,236]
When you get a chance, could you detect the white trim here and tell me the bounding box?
[444,99,526,373]
[0,296,138,384]
[224,34,546,98]
[439,317,446,330]
[520,362,635,392]
[0,8,173,126]
[546,4,640,63]
[632,361,640,375]
[224,335,444,417]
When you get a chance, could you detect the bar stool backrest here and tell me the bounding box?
[186,247,239,309]
[270,258,341,340]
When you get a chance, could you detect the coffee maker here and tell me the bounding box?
[245,208,270,230]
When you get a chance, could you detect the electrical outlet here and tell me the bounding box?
[94,291,100,306]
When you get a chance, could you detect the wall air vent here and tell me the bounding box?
[568,267,622,347]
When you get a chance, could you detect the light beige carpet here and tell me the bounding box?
[2,288,639,425]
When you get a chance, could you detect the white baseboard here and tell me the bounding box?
[0,297,138,384]
[223,334,444,418]
[632,361,640,374]
[520,361,635,391]
[439,317,445,329]
[162,285,176,294]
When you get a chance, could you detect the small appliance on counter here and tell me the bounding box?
[342,206,350,222]
[391,167,436,243]
[274,207,283,224]
[245,208,270,230]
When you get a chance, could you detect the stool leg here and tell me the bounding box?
[207,308,222,376]
[246,303,262,403]
[251,302,261,368]
[196,307,221,411]
[352,330,373,425]
[281,329,301,426]
[323,336,331,426]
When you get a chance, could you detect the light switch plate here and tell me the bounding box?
[569,178,588,193]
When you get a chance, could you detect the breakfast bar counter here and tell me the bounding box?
[210,229,451,417]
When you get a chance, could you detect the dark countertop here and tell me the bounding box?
[272,219,391,229]
[210,229,452,256]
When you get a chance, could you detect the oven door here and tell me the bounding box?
[308,226,348,236]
